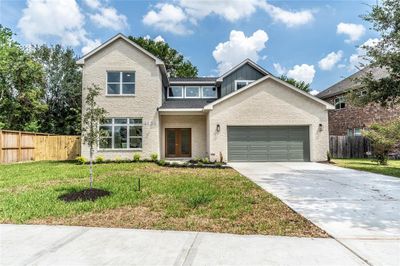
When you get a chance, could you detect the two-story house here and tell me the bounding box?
[317,67,400,136]
[77,34,333,162]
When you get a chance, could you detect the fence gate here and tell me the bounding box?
[329,135,371,159]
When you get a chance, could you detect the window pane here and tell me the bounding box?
[168,86,183,97]
[100,125,112,137]
[114,126,127,148]
[122,72,135,82]
[114,118,127,124]
[354,128,362,136]
[185,86,200,97]
[107,84,119,94]
[129,126,142,137]
[107,72,120,82]
[100,138,112,149]
[129,138,142,149]
[122,83,135,94]
[236,82,247,90]
[129,118,142,124]
[202,86,217,98]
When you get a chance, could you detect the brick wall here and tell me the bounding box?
[325,95,400,135]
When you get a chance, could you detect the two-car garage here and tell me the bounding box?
[227,126,310,162]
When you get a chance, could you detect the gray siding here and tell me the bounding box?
[221,64,266,97]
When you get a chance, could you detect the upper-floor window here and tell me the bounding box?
[107,71,135,95]
[167,86,217,99]
[235,80,254,90]
[334,96,346,109]
[347,128,362,137]
[99,118,142,149]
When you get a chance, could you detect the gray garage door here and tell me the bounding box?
[228,126,310,162]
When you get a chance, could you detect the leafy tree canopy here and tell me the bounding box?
[355,0,400,106]
[279,75,311,93]
[128,36,198,78]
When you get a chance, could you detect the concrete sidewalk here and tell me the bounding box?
[1,224,366,266]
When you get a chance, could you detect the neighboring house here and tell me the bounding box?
[317,68,400,136]
[77,34,333,162]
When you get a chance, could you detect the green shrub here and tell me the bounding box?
[114,156,122,162]
[200,157,210,164]
[133,153,141,162]
[150,153,158,161]
[95,155,105,163]
[75,156,87,165]
[158,159,166,166]
[187,193,213,208]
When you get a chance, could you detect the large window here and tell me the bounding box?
[202,86,217,98]
[334,96,346,109]
[168,86,184,98]
[99,118,142,149]
[185,86,200,98]
[107,71,135,95]
[235,80,254,90]
[167,86,217,99]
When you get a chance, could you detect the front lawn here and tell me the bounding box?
[0,161,325,237]
[333,159,400,178]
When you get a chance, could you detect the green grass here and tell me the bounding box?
[333,159,400,178]
[0,161,326,237]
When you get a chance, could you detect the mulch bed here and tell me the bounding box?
[58,188,111,202]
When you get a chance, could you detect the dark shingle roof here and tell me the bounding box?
[160,99,216,109]
[317,67,387,99]
[169,77,217,82]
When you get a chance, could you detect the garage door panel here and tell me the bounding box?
[228,126,309,162]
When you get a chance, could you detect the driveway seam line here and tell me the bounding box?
[181,232,200,266]
[333,237,373,266]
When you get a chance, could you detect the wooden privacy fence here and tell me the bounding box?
[329,135,371,159]
[0,130,81,163]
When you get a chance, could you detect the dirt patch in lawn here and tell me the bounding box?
[58,188,111,202]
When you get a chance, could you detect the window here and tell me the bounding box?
[202,86,217,98]
[168,86,183,98]
[347,128,353,136]
[99,118,142,149]
[334,96,346,109]
[347,128,363,136]
[354,128,362,136]
[107,71,135,95]
[185,86,200,98]
[235,80,254,90]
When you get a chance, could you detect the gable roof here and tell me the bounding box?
[317,67,388,99]
[76,33,164,66]
[204,75,334,110]
[216,58,270,82]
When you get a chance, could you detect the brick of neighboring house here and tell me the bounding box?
[324,95,400,136]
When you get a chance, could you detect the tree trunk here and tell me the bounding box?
[89,146,93,189]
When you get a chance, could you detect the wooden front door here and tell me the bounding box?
[165,128,191,157]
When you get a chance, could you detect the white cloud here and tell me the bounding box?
[318,50,343,70]
[287,64,316,84]
[154,35,165,43]
[337,22,366,43]
[89,7,128,30]
[260,2,314,27]
[143,3,190,35]
[84,0,100,9]
[143,1,314,34]
[348,38,380,70]
[81,38,101,54]
[273,63,287,76]
[212,30,269,74]
[310,90,319,95]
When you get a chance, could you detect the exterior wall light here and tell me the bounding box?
[319,123,323,132]
[216,124,221,132]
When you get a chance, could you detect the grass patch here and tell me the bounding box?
[333,159,400,178]
[0,161,326,237]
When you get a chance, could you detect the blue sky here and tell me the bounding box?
[0,0,379,93]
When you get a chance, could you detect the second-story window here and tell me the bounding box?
[168,86,184,98]
[202,86,217,98]
[334,96,346,109]
[185,86,200,98]
[107,71,135,95]
[235,80,254,90]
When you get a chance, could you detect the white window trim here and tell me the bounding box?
[184,86,201,99]
[234,80,254,91]
[168,86,184,99]
[201,86,217,99]
[106,71,136,96]
[334,96,346,110]
[98,118,143,150]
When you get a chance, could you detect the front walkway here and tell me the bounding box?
[0,224,365,266]
[230,162,400,266]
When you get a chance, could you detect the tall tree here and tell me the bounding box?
[355,0,400,106]
[0,25,46,131]
[31,45,82,135]
[128,36,198,77]
[279,75,311,93]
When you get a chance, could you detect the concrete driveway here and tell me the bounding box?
[230,162,400,266]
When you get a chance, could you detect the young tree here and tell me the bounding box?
[279,75,311,93]
[128,36,198,77]
[0,25,46,131]
[356,0,400,106]
[362,119,400,165]
[31,45,82,135]
[82,85,107,188]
